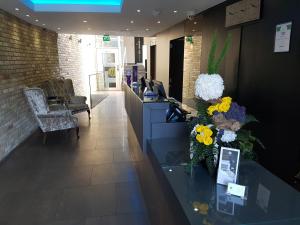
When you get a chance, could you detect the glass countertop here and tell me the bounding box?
[148,138,300,225]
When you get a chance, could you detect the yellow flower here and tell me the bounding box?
[193,202,209,215]
[196,134,205,143]
[196,125,205,133]
[203,136,213,145]
[203,127,213,137]
[207,105,217,115]
[218,102,231,112]
[222,96,232,104]
[195,125,213,145]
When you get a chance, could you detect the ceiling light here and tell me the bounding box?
[83,20,87,23]
[21,0,124,13]
[126,28,129,31]
[15,8,20,11]
[145,28,149,31]
[157,21,161,24]
[57,27,61,30]
[194,21,197,25]
[192,29,196,32]
[35,19,39,22]
[137,9,141,13]
[173,10,178,13]
[26,14,30,17]
[130,20,134,24]
[42,23,46,26]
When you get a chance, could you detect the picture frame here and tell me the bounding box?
[274,21,292,53]
[217,147,240,186]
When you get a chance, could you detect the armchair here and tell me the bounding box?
[24,87,79,143]
[40,78,91,119]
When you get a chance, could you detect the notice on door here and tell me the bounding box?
[274,22,292,53]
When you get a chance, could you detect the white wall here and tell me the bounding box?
[123,36,135,64]
[146,23,185,95]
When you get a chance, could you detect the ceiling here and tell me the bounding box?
[0,0,226,36]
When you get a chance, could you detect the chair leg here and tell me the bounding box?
[87,109,91,120]
[76,127,80,139]
[43,133,47,144]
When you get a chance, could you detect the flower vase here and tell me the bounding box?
[199,159,217,177]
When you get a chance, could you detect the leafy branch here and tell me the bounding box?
[207,32,232,74]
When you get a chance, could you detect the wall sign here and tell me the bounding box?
[274,22,292,53]
[225,0,261,27]
[217,147,240,185]
[103,35,110,42]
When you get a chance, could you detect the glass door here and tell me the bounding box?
[100,49,121,90]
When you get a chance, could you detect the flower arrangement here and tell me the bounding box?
[190,32,264,174]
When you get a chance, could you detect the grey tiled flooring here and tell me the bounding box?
[0,92,150,225]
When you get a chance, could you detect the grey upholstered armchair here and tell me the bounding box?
[24,87,79,143]
[40,78,90,119]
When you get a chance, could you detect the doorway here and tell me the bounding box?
[169,37,184,102]
[150,45,156,80]
[97,48,121,90]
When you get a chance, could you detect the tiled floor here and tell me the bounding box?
[0,91,150,225]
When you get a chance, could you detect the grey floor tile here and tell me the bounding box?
[56,184,116,220]
[116,182,147,214]
[85,213,150,225]
[0,92,150,225]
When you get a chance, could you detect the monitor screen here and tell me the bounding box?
[152,80,167,98]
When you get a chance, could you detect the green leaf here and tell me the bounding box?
[207,32,217,74]
[244,114,259,124]
[214,33,232,74]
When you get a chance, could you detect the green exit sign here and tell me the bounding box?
[103,35,110,42]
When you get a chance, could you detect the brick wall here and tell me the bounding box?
[183,35,202,107]
[58,34,96,99]
[58,34,85,96]
[0,9,59,161]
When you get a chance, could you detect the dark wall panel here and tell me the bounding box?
[198,0,300,185]
[238,0,300,181]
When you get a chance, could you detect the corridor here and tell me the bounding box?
[0,92,150,225]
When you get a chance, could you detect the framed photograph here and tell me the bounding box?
[217,147,240,186]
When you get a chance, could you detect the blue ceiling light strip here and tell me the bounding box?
[30,0,122,6]
[21,0,124,12]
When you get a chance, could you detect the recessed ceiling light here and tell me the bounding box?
[42,24,46,26]
[83,20,88,23]
[130,20,134,24]
[126,28,129,31]
[137,9,141,13]
[26,14,30,17]
[145,28,150,31]
[192,29,196,32]
[194,21,197,25]
[173,10,178,13]
[57,27,61,30]
[15,8,20,11]
[157,21,161,24]
[35,19,39,22]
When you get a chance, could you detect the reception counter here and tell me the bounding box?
[141,138,300,225]
[124,83,188,151]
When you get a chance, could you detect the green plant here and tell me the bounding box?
[207,32,232,74]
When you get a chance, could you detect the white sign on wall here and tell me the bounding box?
[274,22,292,53]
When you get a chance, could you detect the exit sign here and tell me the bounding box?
[103,35,110,42]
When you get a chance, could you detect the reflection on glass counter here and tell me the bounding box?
[148,138,300,225]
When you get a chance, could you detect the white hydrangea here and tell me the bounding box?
[221,130,237,143]
[195,74,224,101]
